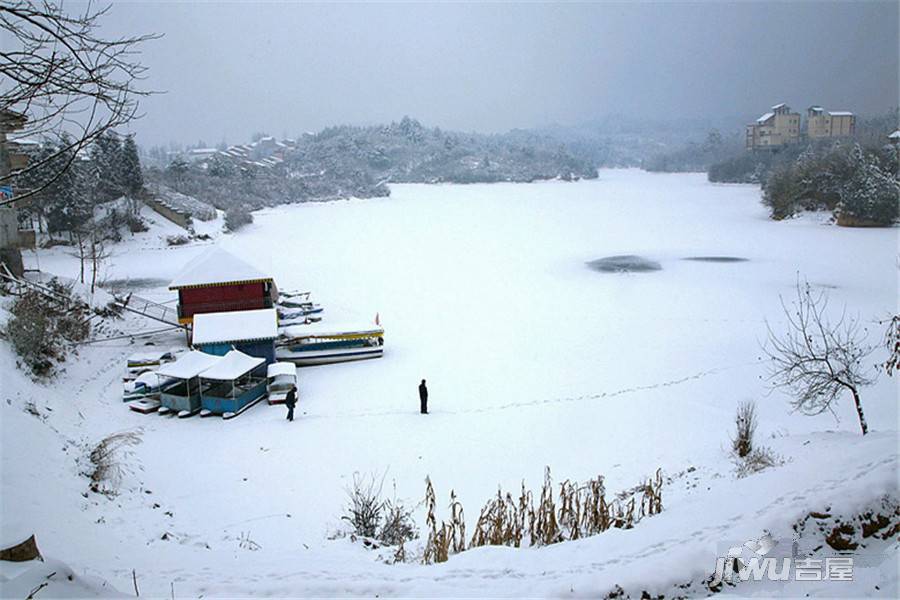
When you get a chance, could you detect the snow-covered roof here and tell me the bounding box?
[156,350,220,380]
[169,246,272,289]
[888,130,900,139]
[267,362,296,378]
[828,111,854,117]
[280,322,384,340]
[199,350,264,381]
[756,112,774,124]
[192,308,278,344]
[771,103,786,110]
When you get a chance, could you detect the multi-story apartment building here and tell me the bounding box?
[806,106,856,139]
[746,103,801,150]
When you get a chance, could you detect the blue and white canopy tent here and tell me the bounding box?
[156,350,222,417]
[198,349,267,418]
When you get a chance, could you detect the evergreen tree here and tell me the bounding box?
[89,131,124,202]
[120,135,144,198]
[837,144,900,226]
[45,137,92,236]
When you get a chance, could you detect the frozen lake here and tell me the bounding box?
[12,169,899,596]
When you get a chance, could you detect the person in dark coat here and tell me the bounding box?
[285,385,297,421]
[419,379,428,414]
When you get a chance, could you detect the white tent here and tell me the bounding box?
[200,349,265,381]
[156,350,220,380]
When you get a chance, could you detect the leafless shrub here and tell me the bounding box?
[732,401,757,458]
[881,314,900,377]
[341,473,417,550]
[379,495,418,547]
[238,531,261,551]
[342,472,385,539]
[734,446,783,479]
[764,280,875,434]
[89,431,142,494]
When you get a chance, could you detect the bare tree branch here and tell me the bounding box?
[763,278,874,435]
[1,0,160,206]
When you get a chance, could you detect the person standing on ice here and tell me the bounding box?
[285,385,297,421]
[419,379,428,414]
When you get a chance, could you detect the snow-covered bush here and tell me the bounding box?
[759,142,899,224]
[3,283,90,375]
[225,206,253,232]
[166,234,189,246]
[341,473,417,548]
[342,473,384,539]
[127,214,149,233]
[836,145,900,226]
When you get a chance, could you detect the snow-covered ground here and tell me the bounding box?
[2,170,897,597]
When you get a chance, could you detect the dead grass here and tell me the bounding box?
[424,466,665,564]
[734,446,783,478]
[88,431,142,495]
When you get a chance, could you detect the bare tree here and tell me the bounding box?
[764,281,875,434]
[87,228,111,293]
[882,315,900,377]
[1,1,158,206]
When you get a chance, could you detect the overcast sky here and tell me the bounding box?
[98,1,899,147]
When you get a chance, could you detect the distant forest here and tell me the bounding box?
[144,114,763,215]
[146,117,600,216]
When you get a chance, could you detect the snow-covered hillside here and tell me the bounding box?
[2,170,897,597]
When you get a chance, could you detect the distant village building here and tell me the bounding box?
[187,148,219,163]
[806,106,856,139]
[0,109,29,276]
[746,103,801,150]
[169,246,278,325]
[888,130,900,145]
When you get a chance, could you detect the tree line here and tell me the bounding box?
[14,132,145,290]
[705,110,899,226]
[145,116,600,220]
[761,142,898,225]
